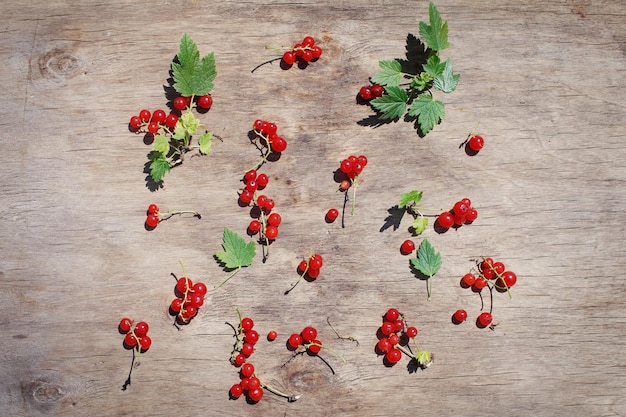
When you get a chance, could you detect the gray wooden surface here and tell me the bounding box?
[1,0,625,416]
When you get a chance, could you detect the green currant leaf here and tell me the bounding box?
[434,59,459,93]
[180,111,199,135]
[410,73,433,91]
[215,227,256,271]
[408,93,445,135]
[198,131,212,155]
[173,121,187,140]
[153,134,170,154]
[172,33,217,97]
[423,54,446,79]
[416,350,432,365]
[371,86,408,120]
[149,153,171,182]
[399,190,423,208]
[419,2,449,51]
[411,217,428,235]
[371,59,403,87]
[410,238,441,278]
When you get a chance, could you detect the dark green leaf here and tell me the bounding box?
[419,2,449,51]
[371,60,403,86]
[399,190,423,208]
[215,227,255,270]
[408,93,445,135]
[371,86,408,120]
[410,238,441,277]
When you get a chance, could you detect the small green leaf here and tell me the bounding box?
[153,134,170,154]
[423,54,446,79]
[179,111,199,136]
[416,350,432,365]
[410,238,441,277]
[408,93,445,135]
[172,33,217,97]
[419,2,449,51]
[371,60,403,86]
[149,154,171,182]
[198,132,212,155]
[399,190,423,208]
[371,86,408,120]
[411,217,428,235]
[434,59,459,93]
[215,227,256,271]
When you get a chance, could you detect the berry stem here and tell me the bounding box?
[327,317,359,346]
[285,264,308,295]
[426,276,433,301]
[214,267,241,289]
[159,210,202,221]
[350,179,358,216]
[248,131,274,172]
[307,342,347,364]
[250,57,283,73]
[258,379,301,402]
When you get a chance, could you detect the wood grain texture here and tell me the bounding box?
[0,0,625,416]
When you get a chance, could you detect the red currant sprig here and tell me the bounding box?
[169,262,207,326]
[281,36,323,66]
[435,197,478,230]
[337,154,368,221]
[375,308,433,370]
[145,204,201,229]
[118,318,152,390]
[249,119,287,172]
[285,253,323,294]
[229,309,301,403]
[129,108,179,134]
[286,325,346,364]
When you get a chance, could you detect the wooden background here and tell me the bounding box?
[1,0,625,416]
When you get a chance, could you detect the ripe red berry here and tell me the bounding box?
[462,273,477,287]
[477,312,493,328]
[129,115,142,130]
[241,343,254,357]
[340,159,352,174]
[270,136,287,153]
[267,212,282,227]
[311,45,323,59]
[247,387,264,402]
[239,190,253,205]
[472,277,488,290]
[165,113,178,129]
[307,340,322,355]
[453,309,468,323]
[139,109,151,122]
[151,109,167,124]
[405,326,418,338]
[302,50,314,62]
[241,317,254,332]
[302,36,315,47]
[385,308,400,322]
[233,353,246,366]
[147,204,159,215]
[264,199,275,211]
[176,277,193,293]
[380,321,395,336]
[468,135,484,152]
[370,84,384,98]
[134,321,149,338]
[359,86,373,101]
[124,333,138,348]
[264,225,279,240]
[326,208,339,222]
[119,318,132,333]
[170,297,183,313]
[139,336,152,351]
[306,268,320,279]
[377,338,391,353]
[248,220,262,234]
[241,362,255,377]
[453,201,469,216]
[192,282,207,296]
[385,348,402,364]
[267,330,278,341]
[147,121,159,134]
[465,208,479,222]
[300,326,318,343]
[288,333,303,349]
[146,214,159,228]
[256,173,269,188]
[197,94,212,109]
[282,51,296,65]
[245,329,260,345]
[173,96,187,111]
[309,254,323,270]
[437,211,454,228]
[400,239,416,255]
[230,383,243,398]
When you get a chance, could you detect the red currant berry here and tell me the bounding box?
[340,159,352,174]
[241,317,254,332]
[302,36,315,47]
[267,212,282,227]
[151,109,167,124]
[245,180,258,193]
[453,201,469,216]
[247,387,264,402]
[267,330,278,341]
[139,336,152,351]
[129,115,142,130]
[181,305,197,321]
[352,163,363,175]
[339,179,351,191]
[264,199,275,211]
[477,312,493,328]
[437,211,454,228]
[147,121,159,134]
[270,136,287,153]
[385,348,402,364]
[124,333,138,348]
[385,308,400,322]
[134,322,149,338]
[192,282,207,296]
[165,113,178,129]
[241,362,255,377]
[370,84,384,98]
[357,155,368,167]
[300,326,317,343]
[247,377,261,390]
[187,292,204,308]
[453,212,466,226]
[472,277,488,290]
[307,340,322,355]
[326,208,339,222]
[492,262,506,275]
[288,333,303,349]
[468,135,484,152]
[406,326,418,338]
[465,208,478,222]
[297,260,308,273]
[173,96,187,111]
[282,51,296,65]
[306,268,320,279]
[393,319,405,332]
[400,239,416,255]
[453,309,468,323]
[147,204,159,215]
[176,277,193,293]
[241,343,254,357]
[139,109,151,122]
[377,337,391,353]
[170,297,183,313]
[245,329,260,345]
[302,50,313,62]
[239,190,253,205]
[264,225,279,240]
[503,270,517,287]
[462,273,477,286]
[388,333,400,346]
[256,173,269,188]
[146,214,159,228]
[309,254,323,270]
[233,353,246,366]
[244,169,257,183]
[293,43,304,56]
[119,318,132,333]
[230,383,243,399]
[359,86,373,101]
[197,94,212,109]
[248,220,262,234]
[380,321,395,336]
[311,45,323,58]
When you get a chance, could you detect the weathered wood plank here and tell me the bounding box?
[1,0,625,416]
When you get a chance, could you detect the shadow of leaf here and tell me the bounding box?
[380,205,406,232]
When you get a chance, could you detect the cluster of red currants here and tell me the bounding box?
[454,257,518,328]
[357,83,384,102]
[297,253,324,281]
[239,169,282,241]
[119,318,152,352]
[375,308,418,365]
[230,315,264,403]
[169,276,207,325]
[172,94,213,112]
[281,36,323,66]
[129,108,179,134]
[287,326,323,355]
[145,204,201,229]
[252,119,288,155]
[436,197,478,229]
[339,154,368,184]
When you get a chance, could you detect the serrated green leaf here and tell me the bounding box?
[179,111,199,135]
[215,227,255,270]
[172,34,217,97]
[408,93,445,135]
[153,134,170,154]
[399,190,423,208]
[371,60,403,86]
[410,238,441,277]
[173,121,187,140]
[423,54,446,78]
[419,2,449,51]
[416,350,432,365]
[371,86,408,120]
[149,154,171,182]
[434,59,459,93]
[198,132,212,155]
[411,217,428,235]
